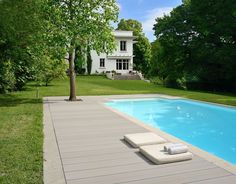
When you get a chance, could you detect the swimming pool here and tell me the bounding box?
[106,98,236,165]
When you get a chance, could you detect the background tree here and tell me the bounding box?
[0,60,16,93]
[34,56,67,86]
[45,0,119,101]
[153,3,193,87]
[0,0,44,92]
[152,0,236,92]
[189,0,236,91]
[117,19,151,76]
[74,45,86,75]
[86,46,93,75]
[150,40,163,77]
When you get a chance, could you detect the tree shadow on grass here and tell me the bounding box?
[81,79,148,91]
[87,79,236,99]
[22,84,57,93]
[0,94,41,107]
[27,83,56,88]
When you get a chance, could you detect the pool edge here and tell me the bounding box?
[102,96,236,176]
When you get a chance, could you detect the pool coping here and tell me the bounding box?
[102,94,236,175]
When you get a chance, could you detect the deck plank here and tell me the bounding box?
[101,168,232,184]
[65,161,214,181]
[186,175,236,184]
[44,96,236,184]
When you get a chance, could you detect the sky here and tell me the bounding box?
[116,0,182,42]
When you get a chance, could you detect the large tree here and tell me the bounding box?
[0,0,44,92]
[117,19,151,76]
[150,40,163,77]
[153,3,193,87]
[45,0,119,101]
[153,0,236,91]
[188,0,236,91]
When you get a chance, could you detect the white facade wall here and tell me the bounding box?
[90,30,135,75]
[90,51,117,74]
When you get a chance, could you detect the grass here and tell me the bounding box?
[36,75,236,106]
[0,94,43,184]
[0,75,236,183]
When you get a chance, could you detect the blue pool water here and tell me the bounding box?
[106,98,236,165]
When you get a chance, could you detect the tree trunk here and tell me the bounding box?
[68,45,77,101]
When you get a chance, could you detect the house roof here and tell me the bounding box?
[113,30,137,39]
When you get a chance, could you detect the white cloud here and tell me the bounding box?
[142,7,173,32]
[116,2,122,11]
[142,7,173,41]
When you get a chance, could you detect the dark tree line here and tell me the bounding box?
[151,0,236,92]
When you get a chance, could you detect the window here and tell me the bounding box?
[116,59,129,70]
[120,41,127,51]
[116,59,122,70]
[100,58,105,68]
[123,60,129,70]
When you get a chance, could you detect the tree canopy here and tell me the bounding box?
[0,0,68,92]
[0,0,44,92]
[152,0,236,92]
[45,0,119,100]
[0,0,119,97]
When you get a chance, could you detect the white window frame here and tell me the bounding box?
[116,59,129,70]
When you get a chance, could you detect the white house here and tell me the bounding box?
[90,30,136,75]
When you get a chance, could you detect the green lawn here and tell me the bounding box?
[36,75,236,106]
[0,75,236,183]
[0,94,42,183]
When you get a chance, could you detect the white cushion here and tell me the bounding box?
[139,143,193,164]
[124,132,167,148]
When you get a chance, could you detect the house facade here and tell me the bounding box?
[91,30,136,74]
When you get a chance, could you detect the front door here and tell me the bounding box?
[116,59,129,72]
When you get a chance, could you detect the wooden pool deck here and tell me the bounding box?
[43,95,236,184]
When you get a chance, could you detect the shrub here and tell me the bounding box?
[0,60,16,93]
[163,76,187,89]
[34,56,67,86]
[150,76,164,85]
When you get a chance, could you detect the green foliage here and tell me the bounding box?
[75,60,86,75]
[117,19,143,36]
[0,0,119,95]
[149,76,164,85]
[0,60,16,93]
[134,36,152,76]
[44,0,119,99]
[152,0,236,92]
[34,56,67,86]
[75,46,86,74]
[45,0,119,54]
[0,0,46,92]
[86,48,93,75]
[117,19,152,76]
[150,40,163,76]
